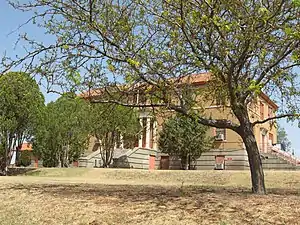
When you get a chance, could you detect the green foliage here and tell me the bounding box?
[0,71,44,172]
[34,94,89,167]
[6,0,300,192]
[293,0,300,7]
[17,150,32,167]
[158,114,213,169]
[6,0,300,117]
[33,94,139,168]
[277,124,292,152]
[89,103,140,167]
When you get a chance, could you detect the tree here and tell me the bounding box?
[158,114,213,170]
[277,124,292,152]
[5,0,300,193]
[0,71,44,174]
[17,150,32,167]
[89,103,140,168]
[34,94,90,167]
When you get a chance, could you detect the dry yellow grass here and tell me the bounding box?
[0,168,299,225]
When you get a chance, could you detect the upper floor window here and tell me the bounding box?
[139,93,147,104]
[248,101,255,111]
[214,128,226,141]
[215,93,225,106]
[216,97,222,106]
[260,102,264,120]
[133,93,138,104]
[268,106,273,118]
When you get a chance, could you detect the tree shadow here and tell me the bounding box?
[7,167,37,176]
[5,182,300,204]
[2,182,299,225]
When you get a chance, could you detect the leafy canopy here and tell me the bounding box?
[34,94,89,167]
[158,114,213,163]
[4,0,300,126]
[0,71,44,171]
[89,103,140,167]
[277,124,292,152]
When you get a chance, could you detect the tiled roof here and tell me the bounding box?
[20,143,32,151]
[79,88,104,98]
[79,72,211,98]
[79,72,278,110]
[174,72,211,84]
[260,92,278,110]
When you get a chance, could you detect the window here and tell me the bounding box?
[139,93,147,105]
[248,101,255,111]
[133,93,138,104]
[269,133,274,145]
[216,97,222,106]
[215,128,226,140]
[268,106,273,118]
[127,93,137,104]
[215,94,224,106]
[260,102,264,120]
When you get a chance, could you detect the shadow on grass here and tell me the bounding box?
[2,183,300,225]
[5,182,300,203]
[7,167,37,176]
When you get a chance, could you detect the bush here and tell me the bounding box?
[42,156,59,167]
[158,114,213,170]
[17,150,32,167]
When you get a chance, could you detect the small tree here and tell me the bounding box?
[89,103,139,168]
[0,72,44,174]
[34,94,90,167]
[16,150,32,167]
[158,114,213,170]
[277,124,292,152]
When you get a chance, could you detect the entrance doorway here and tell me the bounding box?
[149,155,156,170]
[160,156,170,169]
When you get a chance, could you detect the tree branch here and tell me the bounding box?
[252,114,300,126]
[255,41,299,85]
[89,96,240,132]
[168,105,240,132]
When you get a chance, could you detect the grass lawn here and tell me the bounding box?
[0,168,299,225]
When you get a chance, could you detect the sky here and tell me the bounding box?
[0,1,299,156]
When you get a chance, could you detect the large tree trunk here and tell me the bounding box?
[242,125,266,194]
[233,105,266,194]
[239,119,266,194]
[181,155,189,170]
[185,155,189,170]
[0,159,7,176]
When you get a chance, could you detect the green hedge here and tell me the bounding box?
[17,150,32,167]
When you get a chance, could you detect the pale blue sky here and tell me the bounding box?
[0,1,299,155]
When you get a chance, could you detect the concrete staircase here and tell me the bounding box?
[261,148,300,170]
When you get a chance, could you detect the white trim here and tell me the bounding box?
[153,120,157,149]
[138,118,143,147]
[145,117,151,148]
[120,134,124,149]
[205,105,228,109]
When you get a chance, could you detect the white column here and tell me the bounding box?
[114,139,117,149]
[120,134,124,149]
[145,117,151,148]
[153,120,157,149]
[138,118,143,147]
